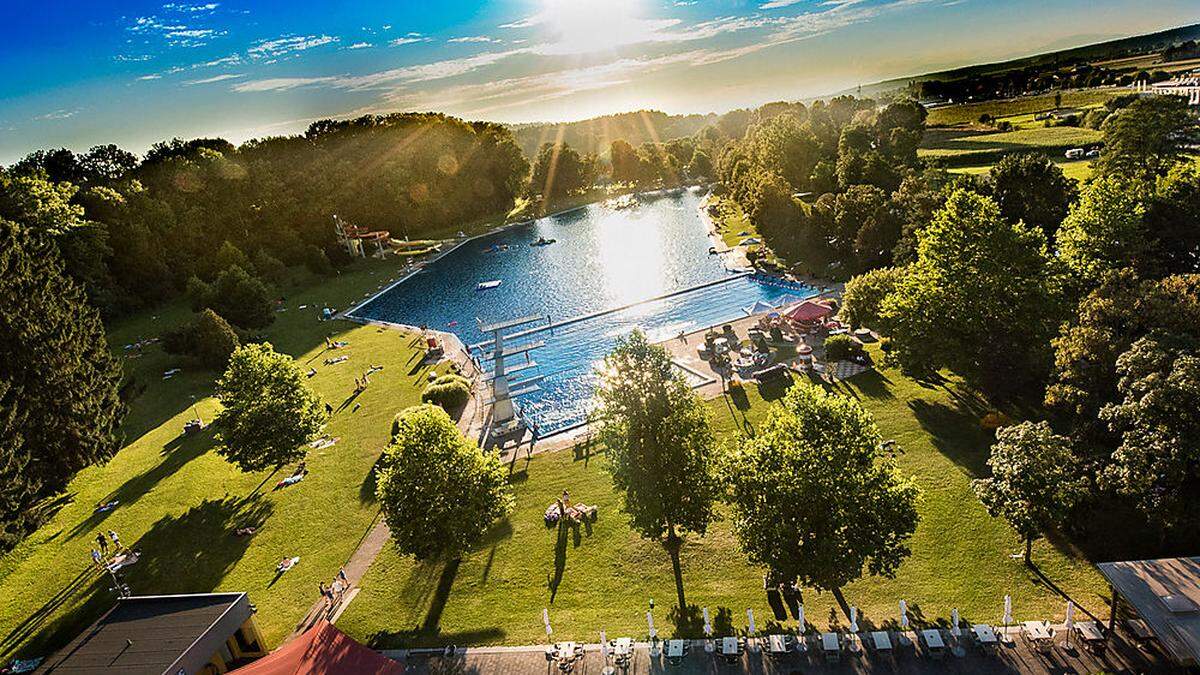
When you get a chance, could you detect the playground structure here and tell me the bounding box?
[334,215,392,258]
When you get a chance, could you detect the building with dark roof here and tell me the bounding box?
[1098,556,1200,667]
[37,593,266,675]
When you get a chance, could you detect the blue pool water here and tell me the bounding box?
[349,188,816,433]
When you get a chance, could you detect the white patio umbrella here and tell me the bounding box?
[543,608,552,637]
[899,600,909,630]
[703,607,713,637]
[849,607,859,633]
[747,608,757,637]
[951,608,961,637]
[1065,601,1076,647]
[600,630,609,661]
[1003,595,1013,642]
[797,604,806,633]
[647,611,656,639]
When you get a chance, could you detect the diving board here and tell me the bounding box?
[479,314,545,334]
[486,340,545,361]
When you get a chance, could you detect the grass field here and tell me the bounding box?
[919,126,1102,168]
[925,89,1120,127]
[0,258,446,662]
[950,159,1095,183]
[336,359,1107,649]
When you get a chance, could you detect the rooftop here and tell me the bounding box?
[39,593,252,675]
[1097,556,1200,665]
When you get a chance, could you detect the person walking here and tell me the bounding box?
[337,567,348,586]
[96,532,108,557]
[91,549,103,568]
[319,582,329,606]
[108,530,121,551]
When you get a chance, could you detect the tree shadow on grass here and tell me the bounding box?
[548,522,571,603]
[668,604,704,638]
[128,497,274,594]
[908,398,994,478]
[67,426,218,541]
[838,369,895,401]
[5,497,272,661]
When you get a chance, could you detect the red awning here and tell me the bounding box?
[230,621,404,675]
[784,299,833,323]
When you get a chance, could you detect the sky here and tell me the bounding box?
[1,0,1198,163]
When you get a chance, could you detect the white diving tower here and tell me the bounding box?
[476,314,549,440]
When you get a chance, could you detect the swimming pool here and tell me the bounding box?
[349,188,817,434]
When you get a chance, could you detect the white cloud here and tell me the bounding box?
[448,36,497,43]
[35,109,79,121]
[162,2,220,12]
[138,74,163,80]
[390,35,431,46]
[248,35,339,58]
[232,77,338,93]
[186,73,244,85]
[347,42,372,49]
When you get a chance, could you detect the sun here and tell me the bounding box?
[538,0,657,55]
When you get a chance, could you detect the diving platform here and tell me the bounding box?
[484,361,537,380]
[486,340,545,361]
[479,314,545,334]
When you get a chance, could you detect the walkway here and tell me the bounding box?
[386,628,1176,674]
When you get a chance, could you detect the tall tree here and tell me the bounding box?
[214,343,326,473]
[880,189,1064,394]
[986,152,1076,237]
[1100,332,1200,532]
[1056,175,1149,285]
[1097,95,1198,180]
[530,142,591,201]
[592,330,721,611]
[725,382,919,600]
[0,219,123,549]
[973,422,1081,564]
[375,405,513,560]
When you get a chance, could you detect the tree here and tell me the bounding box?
[986,153,1076,237]
[610,139,642,185]
[530,142,591,200]
[213,240,251,276]
[879,189,1064,394]
[1056,175,1149,285]
[375,405,513,560]
[725,382,919,598]
[213,343,326,472]
[1100,333,1200,531]
[840,266,907,329]
[1097,95,1198,180]
[973,422,1081,564]
[205,265,274,329]
[686,148,713,180]
[592,330,721,611]
[163,309,240,369]
[0,219,124,548]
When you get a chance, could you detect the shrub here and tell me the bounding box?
[207,265,274,329]
[841,266,905,329]
[304,245,334,276]
[162,309,241,369]
[824,334,863,361]
[251,249,288,285]
[421,374,471,410]
[185,276,211,312]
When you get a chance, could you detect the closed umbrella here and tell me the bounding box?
[1003,595,1013,642]
[1065,601,1075,647]
[647,611,656,639]
[951,608,961,637]
[849,607,859,633]
[703,607,712,637]
[544,608,552,637]
[797,604,805,634]
[747,608,756,637]
[600,630,609,662]
[899,600,909,630]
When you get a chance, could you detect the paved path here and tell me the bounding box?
[386,629,1176,674]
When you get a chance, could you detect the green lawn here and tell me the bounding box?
[925,89,1120,127]
[950,159,1095,183]
[337,360,1107,648]
[0,258,446,661]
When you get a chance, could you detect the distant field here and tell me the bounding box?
[926,89,1120,127]
[919,126,1102,167]
[950,160,1095,183]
